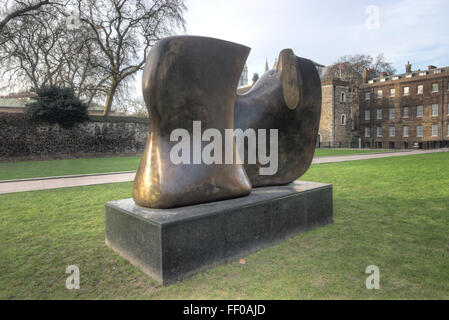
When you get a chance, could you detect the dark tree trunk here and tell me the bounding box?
[103,82,118,117]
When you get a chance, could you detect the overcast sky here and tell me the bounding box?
[183,0,449,77]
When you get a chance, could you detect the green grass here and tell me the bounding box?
[0,156,141,181]
[0,149,395,181]
[1,152,448,299]
[313,148,395,157]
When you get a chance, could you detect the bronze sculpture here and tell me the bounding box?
[133,35,321,208]
[133,36,252,209]
[235,49,321,187]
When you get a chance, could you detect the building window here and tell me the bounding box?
[403,107,409,118]
[417,105,423,117]
[365,110,370,120]
[365,127,371,137]
[447,124,449,136]
[403,126,409,137]
[341,92,346,102]
[431,83,438,93]
[377,90,382,99]
[377,126,382,137]
[340,114,347,125]
[416,125,423,137]
[403,87,409,96]
[389,126,395,137]
[377,109,382,120]
[417,85,423,95]
[432,104,438,116]
[389,108,395,119]
[390,88,395,97]
[365,92,370,101]
[432,125,438,137]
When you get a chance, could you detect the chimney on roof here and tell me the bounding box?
[428,65,437,70]
[362,67,375,83]
[406,61,412,73]
[380,72,388,78]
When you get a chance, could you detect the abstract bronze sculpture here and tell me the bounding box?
[133,36,252,208]
[235,49,321,187]
[133,35,321,208]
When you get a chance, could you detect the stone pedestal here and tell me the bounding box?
[105,181,333,285]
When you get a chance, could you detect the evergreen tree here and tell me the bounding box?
[25,86,89,128]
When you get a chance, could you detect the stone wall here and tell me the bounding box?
[318,83,334,144]
[333,84,353,146]
[318,79,353,147]
[0,113,149,160]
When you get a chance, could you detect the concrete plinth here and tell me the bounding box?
[105,181,333,285]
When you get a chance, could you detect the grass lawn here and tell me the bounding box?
[1,152,448,299]
[0,156,141,181]
[0,149,395,181]
[313,148,395,157]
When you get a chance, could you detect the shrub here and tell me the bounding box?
[25,86,89,129]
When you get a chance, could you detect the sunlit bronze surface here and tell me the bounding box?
[133,36,252,208]
[235,49,322,187]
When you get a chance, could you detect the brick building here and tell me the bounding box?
[359,63,449,149]
[318,79,354,147]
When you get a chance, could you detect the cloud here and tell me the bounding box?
[183,0,449,77]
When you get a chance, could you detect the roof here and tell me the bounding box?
[365,66,449,85]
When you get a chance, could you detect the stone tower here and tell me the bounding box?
[318,79,353,147]
[238,63,248,87]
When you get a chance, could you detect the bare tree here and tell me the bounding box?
[0,0,51,32]
[371,53,396,76]
[56,24,112,104]
[78,0,186,116]
[0,0,185,115]
[116,96,148,117]
[0,3,111,104]
[323,53,396,87]
[0,7,65,90]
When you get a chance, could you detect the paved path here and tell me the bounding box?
[0,171,136,195]
[312,148,447,164]
[0,149,447,195]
